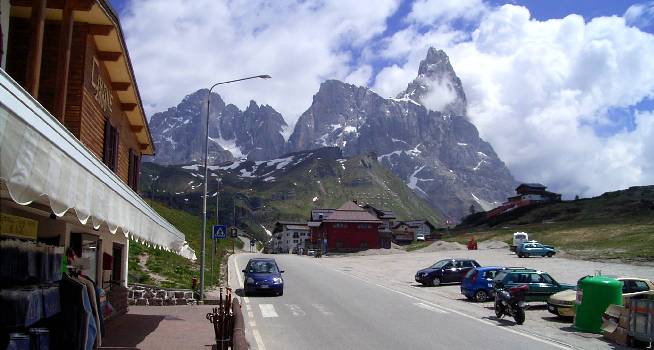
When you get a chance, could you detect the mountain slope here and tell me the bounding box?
[140,147,443,242]
[450,186,654,262]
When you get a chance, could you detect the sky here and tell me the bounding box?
[109,0,654,199]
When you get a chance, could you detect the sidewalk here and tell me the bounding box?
[99,305,220,350]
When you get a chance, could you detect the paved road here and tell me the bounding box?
[229,253,572,350]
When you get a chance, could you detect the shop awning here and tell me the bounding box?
[0,70,196,261]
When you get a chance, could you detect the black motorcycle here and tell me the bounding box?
[494,283,528,325]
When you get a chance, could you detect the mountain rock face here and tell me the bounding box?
[288,48,516,221]
[148,89,287,165]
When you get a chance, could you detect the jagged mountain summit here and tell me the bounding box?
[399,47,467,117]
[148,89,287,165]
[287,48,516,221]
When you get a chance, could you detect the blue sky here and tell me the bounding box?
[110,0,654,198]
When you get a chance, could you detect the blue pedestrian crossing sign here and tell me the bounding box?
[212,225,227,239]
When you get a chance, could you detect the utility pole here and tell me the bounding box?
[211,180,220,284]
[233,195,236,254]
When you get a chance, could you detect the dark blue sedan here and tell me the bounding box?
[242,258,284,296]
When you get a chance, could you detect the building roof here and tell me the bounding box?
[361,204,396,219]
[393,220,436,230]
[516,183,547,190]
[323,201,382,223]
[286,225,309,231]
[10,0,155,154]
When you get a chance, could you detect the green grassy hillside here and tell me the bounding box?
[449,186,654,262]
[128,199,242,288]
[140,147,443,242]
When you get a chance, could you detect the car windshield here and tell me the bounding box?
[430,260,450,269]
[248,261,279,273]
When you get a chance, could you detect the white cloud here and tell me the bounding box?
[624,1,654,29]
[418,76,457,112]
[408,0,488,25]
[120,0,400,123]
[371,4,654,197]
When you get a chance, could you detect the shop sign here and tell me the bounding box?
[0,213,38,240]
[91,57,114,115]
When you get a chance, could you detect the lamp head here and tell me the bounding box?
[258,75,272,79]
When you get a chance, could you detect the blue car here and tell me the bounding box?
[242,258,284,296]
[516,242,556,258]
[461,266,525,302]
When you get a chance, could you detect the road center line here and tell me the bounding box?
[334,269,574,350]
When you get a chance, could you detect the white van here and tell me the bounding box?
[511,232,529,252]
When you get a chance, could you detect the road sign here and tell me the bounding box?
[250,240,255,246]
[212,225,227,239]
[230,227,238,238]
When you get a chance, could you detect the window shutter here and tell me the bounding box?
[128,149,134,188]
[103,120,111,163]
[134,153,140,192]
[113,127,120,171]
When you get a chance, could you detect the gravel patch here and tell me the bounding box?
[417,240,466,252]
[478,240,509,250]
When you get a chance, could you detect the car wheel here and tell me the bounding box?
[432,277,441,287]
[278,289,284,296]
[474,290,489,302]
[546,252,554,258]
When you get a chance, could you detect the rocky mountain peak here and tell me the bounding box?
[399,47,467,117]
[148,89,287,165]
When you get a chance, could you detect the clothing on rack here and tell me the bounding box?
[79,275,102,347]
[60,273,97,350]
[0,240,63,285]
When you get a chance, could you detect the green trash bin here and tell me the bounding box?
[574,276,623,333]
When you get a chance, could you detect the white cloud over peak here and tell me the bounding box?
[372,4,654,197]
[624,1,654,29]
[408,0,488,25]
[120,0,400,121]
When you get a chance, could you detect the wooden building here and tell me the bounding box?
[0,0,195,331]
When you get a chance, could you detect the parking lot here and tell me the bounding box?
[317,247,654,349]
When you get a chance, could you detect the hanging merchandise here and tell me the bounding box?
[0,240,63,285]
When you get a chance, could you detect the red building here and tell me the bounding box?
[310,201,382,252]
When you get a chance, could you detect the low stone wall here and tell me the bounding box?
[127,284,197,306]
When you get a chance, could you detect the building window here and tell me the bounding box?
[293,232,299,238]
[103,120,119,171]
[293,240,298,243]
[334,223,348,229]
[128,149,140,191]
[357,224,370,229]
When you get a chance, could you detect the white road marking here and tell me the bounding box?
[259,304,279,318]
[248,311,254,318]
[234,258,249,303]
[335,270,573,350]
[249,320,256,327]
[285,304,306,317]
[414,302,448,314]
[252,328,267,350]
[312,304,334,316]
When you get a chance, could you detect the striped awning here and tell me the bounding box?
[0,69,195,260]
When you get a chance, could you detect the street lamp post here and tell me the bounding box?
[199,74,270,302]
